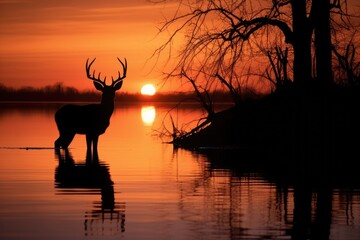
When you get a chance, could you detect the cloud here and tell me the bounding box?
[0,0,166,34]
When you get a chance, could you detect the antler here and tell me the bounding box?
[86,57,127,87]
[111,57,127,87]
[86,58,106,86]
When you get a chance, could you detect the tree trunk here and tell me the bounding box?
[291,0,313,86]
[312,0,333,85]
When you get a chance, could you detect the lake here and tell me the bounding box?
[0,102,359,240]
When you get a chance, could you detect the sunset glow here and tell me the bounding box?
[0,0,179,93]
[141,84,156,96]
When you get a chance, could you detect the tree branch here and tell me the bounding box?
[230,17,293,44]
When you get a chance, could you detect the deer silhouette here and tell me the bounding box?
[54,57,127,158]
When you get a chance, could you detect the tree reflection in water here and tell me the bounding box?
[54,149,125,236]
[173,148,360,240]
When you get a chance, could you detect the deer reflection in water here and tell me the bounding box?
[54,149,125,235]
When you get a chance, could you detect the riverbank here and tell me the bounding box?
[172,84,360,162]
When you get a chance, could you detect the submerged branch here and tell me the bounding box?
[171,117,211,145]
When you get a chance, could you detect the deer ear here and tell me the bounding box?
[113,80,123,90]
[93,81,104,91]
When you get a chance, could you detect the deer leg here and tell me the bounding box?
[93,135,99,161]
[55,136,62,149]
[61,132,75,149]
[86,134,92,159]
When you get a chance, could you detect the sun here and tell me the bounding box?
[141,84,156,96]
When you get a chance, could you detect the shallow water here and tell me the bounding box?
[0,102,359,240]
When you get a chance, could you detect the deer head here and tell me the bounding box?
[85,57,127,101]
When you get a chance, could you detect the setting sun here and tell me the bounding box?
[141,84,156,96]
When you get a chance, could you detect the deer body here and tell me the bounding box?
[54,57,127,158]
[55,104,111,135]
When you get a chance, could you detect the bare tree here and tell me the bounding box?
[154,0,358,93]
[264,46,291,90]
[152,0,359,145]
[332,33,360,86]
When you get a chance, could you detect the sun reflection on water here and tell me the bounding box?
[141,106,156,126]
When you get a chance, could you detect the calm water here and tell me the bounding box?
[0,102,359,240]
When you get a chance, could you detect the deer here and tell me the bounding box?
[54,57,127,159]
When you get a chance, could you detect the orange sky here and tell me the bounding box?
[0,0,180,93]
[1,1,359,94]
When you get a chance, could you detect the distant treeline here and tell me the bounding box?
[0,83,100,102]
[0,83,259,103]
